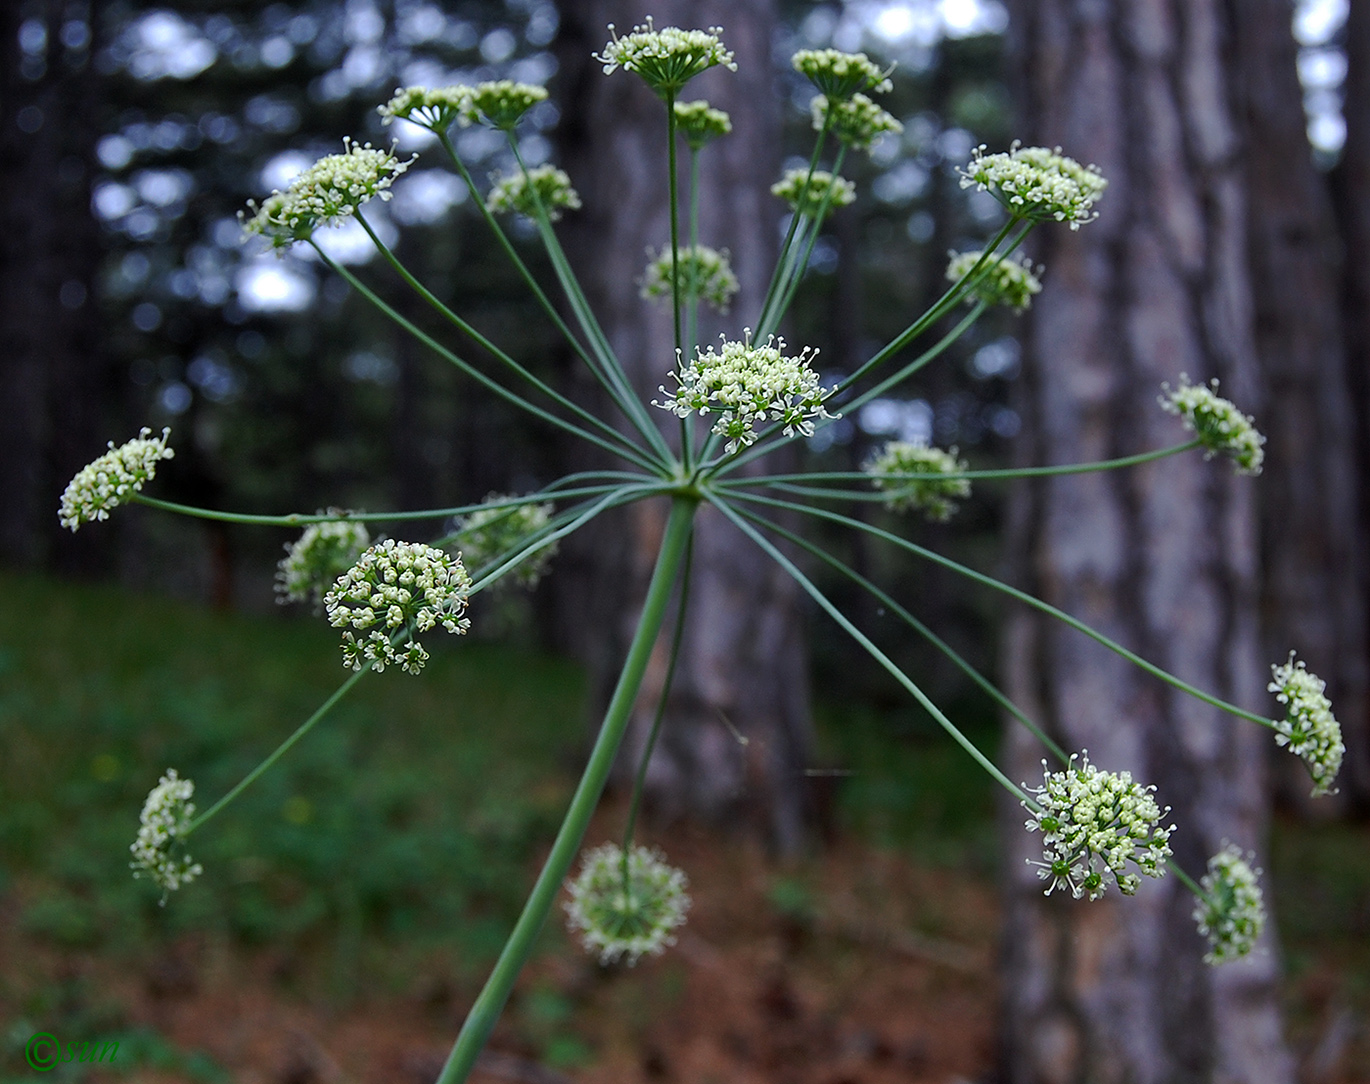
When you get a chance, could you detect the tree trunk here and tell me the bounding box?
[999,2,1294,1080]
[554,0,814,853]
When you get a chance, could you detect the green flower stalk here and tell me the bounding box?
[1159,374,1266,475]
[564,842,690,965]
[641,245,739,312]
[864,441,971,521]
[1268,652,1344,795]
[59,427,174,530]
[1193,844,1266,965]
[771,168,856,214]
[946,249,1043,312]
[486,165,581,220]
[960,141,1107,229]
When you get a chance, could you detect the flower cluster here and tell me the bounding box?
[463,80,548,129]
[242,138,413,248]
[130,769,203,897]
[1268,652,1344,796]
[946,249,1043,313]
[673,99,732,147]
[564,842,690,965]
[276,520,372,608]
[640,245,739,311]
[792,48,894,99]
[960,142,1107,229]
[596,18,736,96]
[456,494,556,587]
[1158,375,1266,475]
[811,93,903,150]
[864,442,970,521]
[59,427,174,531]
[656,333,838,453]
[1193,844,1266,965]
[324,540,471,674]
[378,85,473,130]
[486,165,581,221]
[771,168,856,215]
[1022,752,1174,900]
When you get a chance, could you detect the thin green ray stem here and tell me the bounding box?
[686,145,702,364]
[756,117,832,333]
[435,496,697,1084]
[762,144,848,339]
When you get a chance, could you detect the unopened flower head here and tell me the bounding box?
[1159,375,1266,475]
[656,331,839,453]
[946,249,1043,313]
[960,142,1107,229]
[276,519,372,608]
[1022,752,1174,901]
[673,99,732,147]
[325,539,471,674]
[811,93,903,151]
[1268,652,1344,796]
[242,138,413,249]
[378,85,474,131]
[1194,843,1266,965]
[59,427,174,531]
[130,769,203,898]
[595,18,736,96]
[462,80,548,130]
[564,842,690,965]
[865,441,970,521]
[792,48,893,99]
[486,165,581,221]
[771,168,856,215]
[641,244,739,311]
[456,494,556,588]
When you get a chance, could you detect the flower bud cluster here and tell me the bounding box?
[656,332,838,453]
[792,49,894,98]
[596,18,736,96]
[130,769,203,897]
[564,842,690,965]
[464,80,548,129]
[486,165,581,221]
[379,85,474,130]
[771,168,856,215]
[864,441,970,521]
[1023,752,1174,901]
[1158,375,1266,475]
[1268,652,1344,796]
[946,249,1043,313]
[1193,843,1266,965]
[640,245,739,312]
[811,93,903,150]
[456,494,556,588]
[673,99,732,147]
[325,540,471,674]
[276,520,372,608]
[59,427,174,531]
[960,142,1107,229]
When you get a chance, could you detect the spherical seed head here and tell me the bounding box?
[655,331,839,453]
[640,245,739,312]
[673,99,732,147]
[1158,374,1266,475]
[461,80,548,130]
[276,519,371,609]
[864,441,970,521]
[485,165,581,221]
[564,842,690,965]
[960,142,1107,229]
[595,18,737,97]
[1268,652,1344,796]
[792,48,894,99]
[378,85,474,130]
[770,168,856,215]
[324,539,471,675]
[242,138,413,249]
[59,427,174,531]
[456,494,556,588]
[1194,843,1266,965]
[1022,752,1174,901]
[130,769,203,898]
[946,249,1043,313]
[811,93,903,151]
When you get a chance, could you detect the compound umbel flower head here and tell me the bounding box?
[960,141,1107,229]
[486,165,581,221]
[276,519,372,609]
[455,494,556,588]
[792,48,894,99]
[59,427,174,531]
[1193,843,1266,965]
[864,441,970,521]
[946,249,1043,313]
[595,18,736,97]
[1268,652,1344,796]
[564,842,690,965]
[640,244,739,312]
[1159,374,1266,475]
[130,769,203,899]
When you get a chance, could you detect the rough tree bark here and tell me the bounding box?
[554,0,814,853]
[999,2,1294,1080]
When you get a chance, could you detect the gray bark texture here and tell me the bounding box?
[999,2,1294,1081]
[553,0,815,853]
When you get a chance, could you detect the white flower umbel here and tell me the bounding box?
[242,138,413,249]
[325,539,471,674]
[673,99,731,147]
[792,48,894,99]
[461,80,548,130]
[1268,652,1344,796]
[640,245,739,312]
[456,494,556,588]
[59,427,174,531]
[946,249,1043,313]
[130,769,203,898]
[1159,375,1266,475]
[564,842,690,966]
[771,168,856,215]
[486,165,581,221]
[811,93,903,151]
[596,18,736,96]
[864,441,970,521]
[276,520,372,608]
[1193,843,1266,965]
[1022,752,1174,901]
[379,85,475,131]
[960,142,1107,229]
[656,331,838,453]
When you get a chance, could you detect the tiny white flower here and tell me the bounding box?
[59,427,174,531]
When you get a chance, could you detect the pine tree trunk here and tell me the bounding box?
[999,2,1294,1079]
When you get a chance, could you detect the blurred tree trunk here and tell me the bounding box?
[554,0,814,853]
[999,2,1293,1080]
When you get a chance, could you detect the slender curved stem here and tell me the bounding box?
[755,117,832,335]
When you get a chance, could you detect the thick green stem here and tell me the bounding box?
[434,496,698,1084]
